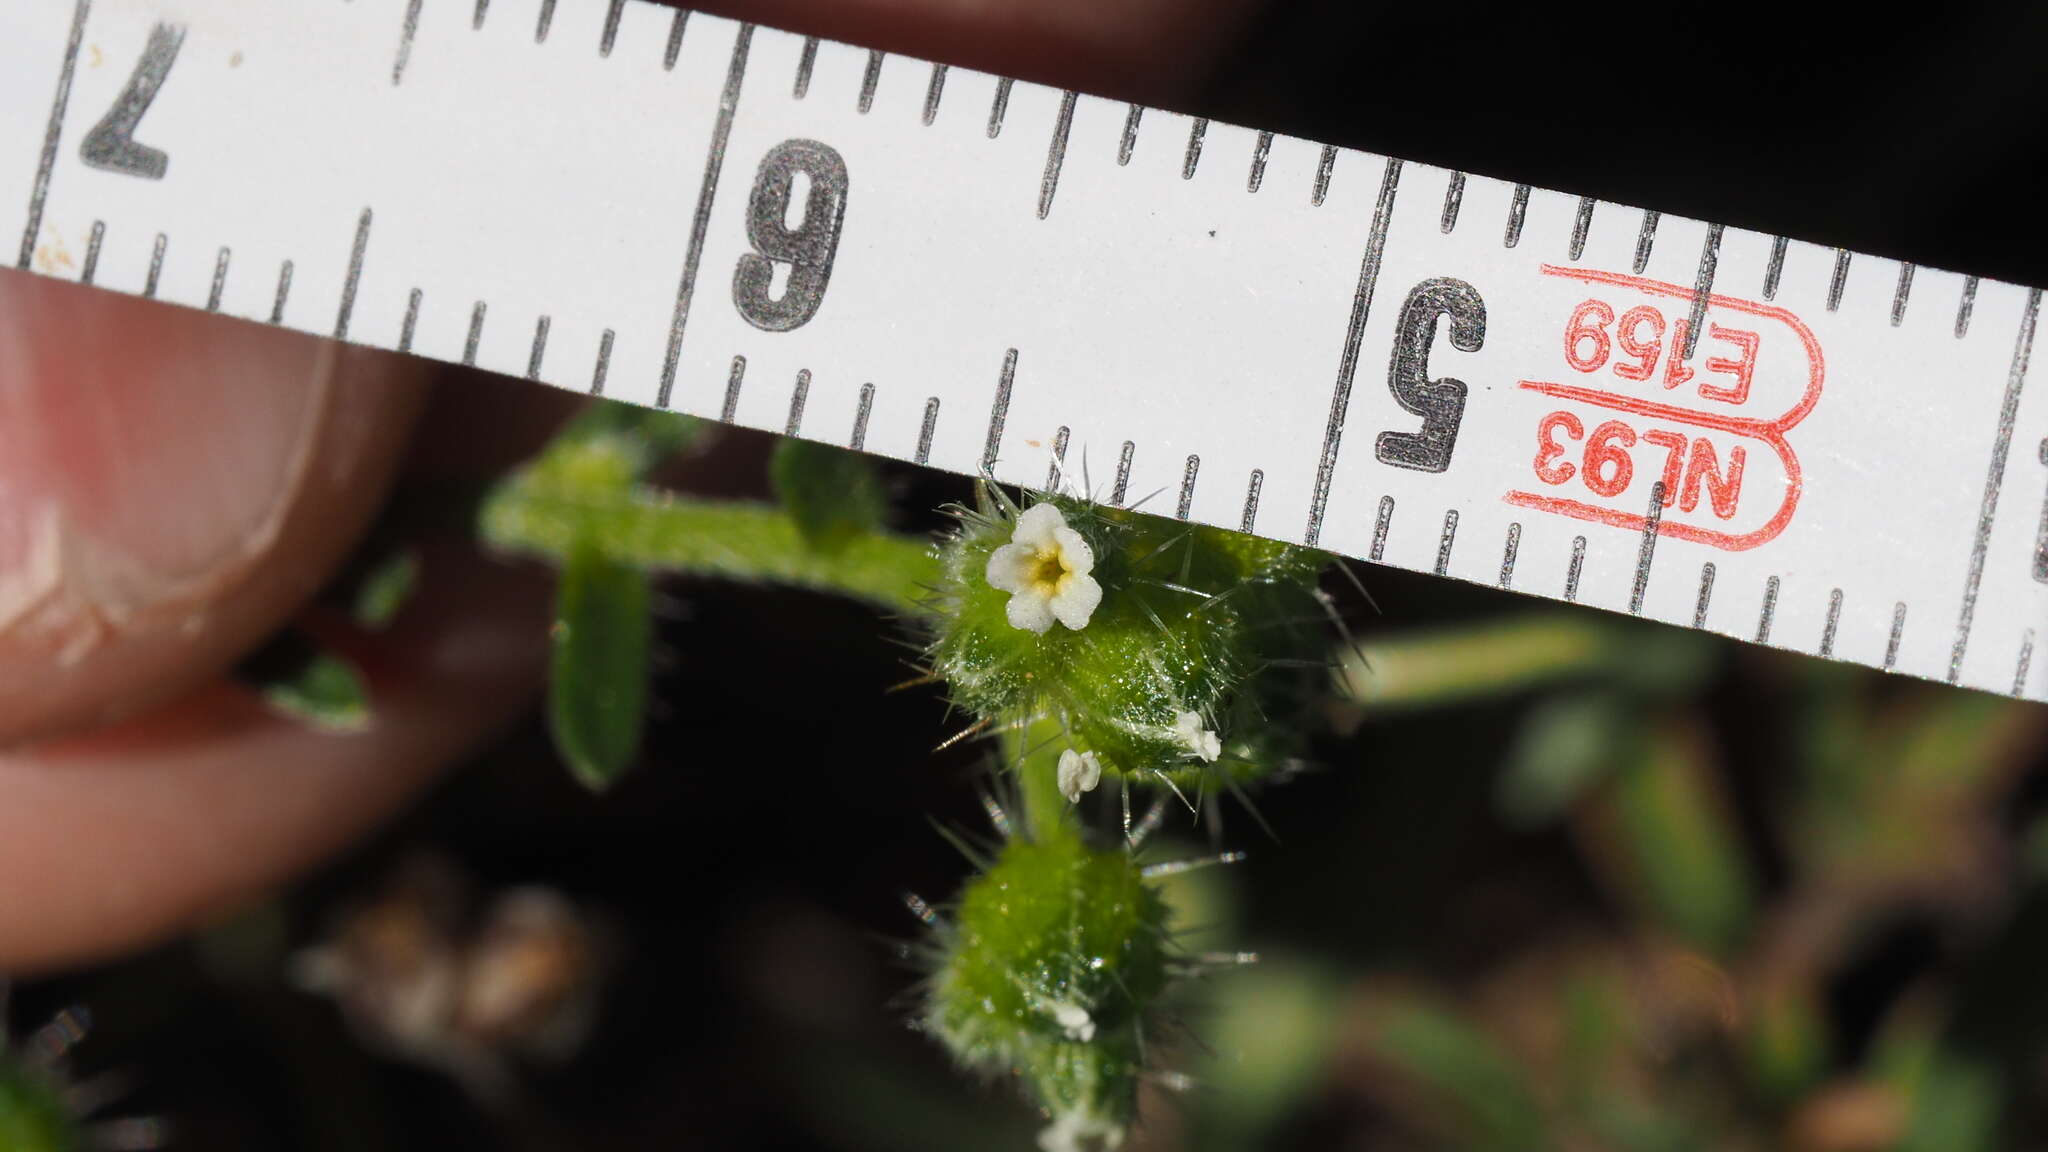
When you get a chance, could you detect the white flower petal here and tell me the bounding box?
[1051,1000,1095,1042]
[1005,590,1056,634]
[1050,574,1103,631]
[1175,710,1221,762]
[1057,749,1102,803]
[1050,524,1095,576]
[985,542,1037,593]
[1013,502,1066,549]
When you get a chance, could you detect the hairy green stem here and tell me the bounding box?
[481,480,941,616]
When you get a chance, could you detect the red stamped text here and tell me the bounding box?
[1505,266,1824,551]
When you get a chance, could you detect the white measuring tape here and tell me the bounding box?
[3,0,2043,700]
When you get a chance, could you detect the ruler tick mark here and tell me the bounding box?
[336,207,372,340]
[526,315,551,380]
[1951,288,2042,682]
[270,260,294,325]
[858,50,884,114]
[590,329,614,396]
[1439,172,1465,234]
[398,287,422,353]
[142,232,166,298]
[80,220,104,286]
[1693,563,1716,628]
[850,382,875,450]
[1681,223,1721,361]
[1177,456,1200,520]
[535,0,556,43]
[1498,523,1520,588]
[1568,197,1594,261]
[1118,105,1143,165]
[1764,235,1788,300]
[1756,576,1780,644]
[1369,496,1393,562]
[2015,631,2035,696]
[2033,438,2048,582]
[472,0,489,31]
[1885,603,1907,669]
[1311,145,1336,206]
[1306,158,1401,545]
[1956,276,1979,338]
[793,37,817,99]
[394,0,424,84]
[1038,92,1078,219]
[659,23,753,409]
[721,355,746,422]
[1629,481,1665,614]
[1248,132,1273,193]
[916,397,940,464]
[462,300,486,365]
[1819,588,1843,657]
[1182,119,1208,180]
[987,78,1014,138]
[207,246,229,312]
[922,64,948,125]
[1564,535,1586,601]
[1111,441,1135,506]
[1240,471,1264,533]
[983,349,1017,470]
[1046,426,1070,490]
[1826,248,1851,312]
[18,0,90,270]
[1631,210,1660,274]
[1434,510,1458,576]
[785,368,811,436]
[663,9,689,70]
[600,0,625,57]
[1891,263,1915,327]
[1502,184,1530,248]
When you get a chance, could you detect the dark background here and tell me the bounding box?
[14,2,2048,1149]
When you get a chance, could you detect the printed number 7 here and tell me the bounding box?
[81,23,186,181]
[1376,278,1486,474]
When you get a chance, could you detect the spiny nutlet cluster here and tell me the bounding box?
[920,822,1170,1152]
[925,488,1333,797]
[916,487,1334,1148]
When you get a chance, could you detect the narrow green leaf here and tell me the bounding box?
[1602,720,1753,954]
[771,437,888,554]
[260,652,373,732]
[351,549,419,631]
[1496,692,1630,826]
[549,539,652,791]
[1367,997,1546,1152]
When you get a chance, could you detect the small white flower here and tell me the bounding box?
[985,503,1103,634]
[1175,710,1221,762]
[1049,1000,1096,1043]
[1057,749,1103,804]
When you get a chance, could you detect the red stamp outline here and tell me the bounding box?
[1504,264,1826,552]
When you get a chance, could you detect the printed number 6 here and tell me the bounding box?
[734,139,849,332]
[1376,277,1486,473]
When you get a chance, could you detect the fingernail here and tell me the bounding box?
[0,274,332,636]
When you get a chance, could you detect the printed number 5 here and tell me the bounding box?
[1376,277,1486,473]
[81,22,186,180]
[734,139,849,332]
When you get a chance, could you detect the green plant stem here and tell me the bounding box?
[481,480,940,615]
[1007,722,1075,844]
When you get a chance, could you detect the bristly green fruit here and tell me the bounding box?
[0,1055,78,1152]
[926,488,1330,791]
[924,823,1171,1150]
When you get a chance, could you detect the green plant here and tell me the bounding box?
[477,401,1342,1145]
